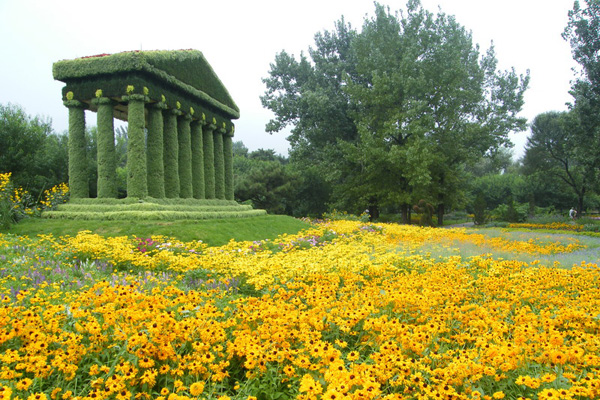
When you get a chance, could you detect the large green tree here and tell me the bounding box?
[262,1,528,224]
[523,111,592,214]
[563,0,600,192]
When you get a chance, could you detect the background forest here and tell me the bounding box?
[2,0,600,226]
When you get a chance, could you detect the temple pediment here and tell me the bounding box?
[53,49,239,125]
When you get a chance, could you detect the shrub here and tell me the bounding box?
[0,172,37,228]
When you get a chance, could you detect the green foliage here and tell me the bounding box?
[146,105,165,198]
[214,131,225,199]
[262,2,528,223]
[125,97,147,198]
[53,50,239,121]
[223,136,234,200]
[163,111,180,198]
[234,154,297,215]
[42,209,266,220]
[490,200,528,223]
[203,127,216,199]
[191,121,205,199]
[95,99,117,198]
[473,192,488,225]
[0,103,68,199]
[67,103,89,198]
[413,199,435,227]
[523,111,589,213]
[177,116,193,198]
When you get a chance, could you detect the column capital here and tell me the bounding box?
[63,99,87,109]
[91,97,116,106]
[122,94,149,102]
[149,101,168,110]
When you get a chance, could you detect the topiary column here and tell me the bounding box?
[163,109,180,198]
[203,122,216,199]
[191,120,205,199]
[223,132,234,201]
[177,114,193,198]
[125,95,148,198]
[214,128,225,200]
[65,98,89,198]
[94,97,117,198]
[147,103,167,198]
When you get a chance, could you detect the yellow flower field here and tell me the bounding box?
[0,221,599,400]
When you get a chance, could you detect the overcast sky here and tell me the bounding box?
[0,0,578,159]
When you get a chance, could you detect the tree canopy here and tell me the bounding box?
[262,0,529,224]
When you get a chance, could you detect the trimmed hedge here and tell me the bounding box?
[146,104,166,198]
[191,121,205,199]
[163,110,180,198]
[68,197,239,206]
[223,135,234,200]
[203,125,215,199]
[66,102,88,198]
[42,209,267,220]
[95,98,117,198]
[55,203,253,212]
[214,130,225,200]
[53,50,239,123]
[125,96,147,198]
[177,115,193,198]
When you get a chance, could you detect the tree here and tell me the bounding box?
[522,111,590,214]
[0,103,68,197]
[263,1,528,224]
[563,0,600,193]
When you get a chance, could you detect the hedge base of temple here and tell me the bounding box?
[42,198,266,220]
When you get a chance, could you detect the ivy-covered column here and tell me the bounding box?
[178,113,193,198]
[147,102,167,198]
[64,96,88,198]
[214,126,225,200]
[93,96,117,198]
[203,120,216,199]
[191,119,205,199]
[124,94,148,198]
[223,129,234,201]
[163,109,181,198]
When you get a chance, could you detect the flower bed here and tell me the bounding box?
[0,221,598,400]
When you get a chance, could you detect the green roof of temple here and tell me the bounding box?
[53,49,240,120]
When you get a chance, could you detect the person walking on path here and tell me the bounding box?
[569,207,577,220]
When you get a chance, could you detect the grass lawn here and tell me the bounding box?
[3,214,311,246]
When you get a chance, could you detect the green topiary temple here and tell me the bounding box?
[53,49,238,201]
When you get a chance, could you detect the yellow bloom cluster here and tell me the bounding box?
[39,183,69,211]
[508,222,584,232]
[0,221,599,400]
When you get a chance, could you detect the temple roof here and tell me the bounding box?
[53,50,239,122]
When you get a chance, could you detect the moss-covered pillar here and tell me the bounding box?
[147,102,167,198]
[214,126,225,200]
[93,97,117,198]
[177,114,193,198]
[224,129,234,201]
[64,98,88,198]
[203,120,216,199]
[124,94,148,198]
[191,120,205,199]
[163,109,181,198]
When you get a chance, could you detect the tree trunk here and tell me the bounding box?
[437,203,444,226]
[401,203,409,224]
[578,187,585,218]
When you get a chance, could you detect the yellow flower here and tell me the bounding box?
[95,89,103,98]
[189,382,204,396]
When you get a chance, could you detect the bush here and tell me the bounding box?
[490,202,528,223]
[0,172,35,228]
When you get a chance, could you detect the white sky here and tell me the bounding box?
[0,0,578,159]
